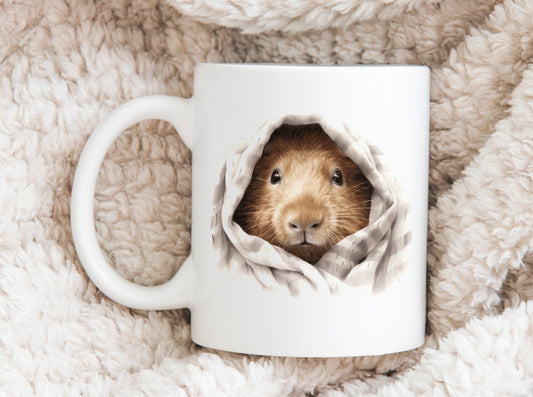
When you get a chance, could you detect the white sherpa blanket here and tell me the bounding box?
[1,0,533,395]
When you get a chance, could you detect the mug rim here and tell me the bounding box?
[195,62,429,72]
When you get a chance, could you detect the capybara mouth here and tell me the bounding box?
[287,243,328,264]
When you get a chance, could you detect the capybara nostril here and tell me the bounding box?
[289,221,300,230]
[288,218,321,232]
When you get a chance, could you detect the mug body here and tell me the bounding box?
[189,64,429,357]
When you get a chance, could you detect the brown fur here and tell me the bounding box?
[233,124,372,264]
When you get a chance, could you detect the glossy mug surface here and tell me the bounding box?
[71,63,430,357]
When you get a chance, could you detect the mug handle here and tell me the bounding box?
[71,95,194,310]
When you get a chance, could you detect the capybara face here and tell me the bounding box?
[233,123,372,264]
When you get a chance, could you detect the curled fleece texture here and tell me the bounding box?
[168,0,439,34]
[1,0,533,395]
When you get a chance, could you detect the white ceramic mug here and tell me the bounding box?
[71,63,430,357]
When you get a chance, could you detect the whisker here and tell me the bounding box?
[251,176,270,183]
[343,199,373,205]
[346,181,372,189]
[332,210,371,217]
[332,205,372,212]
[333,210,371,216]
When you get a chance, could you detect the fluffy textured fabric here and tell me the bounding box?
[1,0,533,395]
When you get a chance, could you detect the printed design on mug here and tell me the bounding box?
[210,115,411,294]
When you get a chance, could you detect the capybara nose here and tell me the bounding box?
[288,217,323,233]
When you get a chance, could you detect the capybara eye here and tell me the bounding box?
[331,168,343,186]
[270,168,282,185]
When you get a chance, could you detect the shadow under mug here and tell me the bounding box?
[71,63,430,357]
